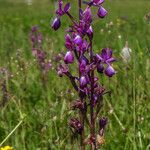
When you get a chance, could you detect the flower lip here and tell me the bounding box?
[64,51,74,64]
[80,76,88,88]
[105,65,115,77]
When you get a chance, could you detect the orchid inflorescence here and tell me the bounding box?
[52,0,116,149]
[30,26,52,74]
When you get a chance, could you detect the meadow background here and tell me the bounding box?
[0,0,150,149]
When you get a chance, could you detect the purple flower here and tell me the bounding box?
[79,56,89,73]
[69,118,83,134]
[56,0,64,16]
[97,6,108,18]
[76,40,88,53]
[80,76,88,88]
[57,64,69,77]
[96,48,115,64]
[65,34,74,50]
[51,17,61,31]
[105,65,115,77]
[86,26,93,39]
[64,51,74,64]
[31,26,38,32]
[75,21,90,35]
[83,7,92,25]
[71,100,85,111]
[56,0,70,16]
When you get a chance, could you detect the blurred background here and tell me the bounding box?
[0,0,150,149]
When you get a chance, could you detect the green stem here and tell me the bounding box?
[0,119,24,147]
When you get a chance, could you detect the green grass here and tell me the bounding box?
[0,0,150,149]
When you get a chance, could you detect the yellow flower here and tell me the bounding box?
[0,146,13,150]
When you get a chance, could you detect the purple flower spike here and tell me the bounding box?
[52,17,61,31]
[64,51,74,64]
[80,76,88,88]
[64,3,71,13]
[86,26,93,39]
[73,35,82,45]
[52,0,116,148]
[105,65,115,77]
[97,6,108,18]
[97,63,104,73]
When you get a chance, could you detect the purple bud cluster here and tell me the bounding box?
[30,26,52,73]
[52,0,71,30]
[52,0,116,149]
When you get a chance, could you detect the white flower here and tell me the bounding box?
[120,41,132,63]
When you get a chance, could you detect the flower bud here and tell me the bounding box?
[86,26,93,39]
[80,76,88,88]
[64,51,74,64]
[99,117,107,129]
[105,65,115,77]
[51,17,61,31]
[71,100,85,110]
[73,35,82,45]
[64,3,71,13]
[99,117,107,136]
[93,0,104,5]
[97,6,107,18]
[97,63,104,73]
